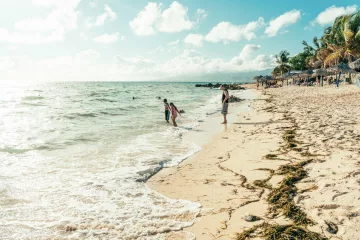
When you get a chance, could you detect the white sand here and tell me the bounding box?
[148,84,360,239]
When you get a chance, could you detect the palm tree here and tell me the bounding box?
[273,50,291,77]
[323,11,360,66]
[269,10,360,82]
[302,38,319,68]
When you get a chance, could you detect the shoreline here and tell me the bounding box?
[147,85,284,239]
[148,84,360,239]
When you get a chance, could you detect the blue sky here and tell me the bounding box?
[0,0,358,81]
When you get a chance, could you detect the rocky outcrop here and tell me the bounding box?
[195,83,246,90]
[229,95,243,103]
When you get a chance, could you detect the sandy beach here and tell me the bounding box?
[148,84,360,240]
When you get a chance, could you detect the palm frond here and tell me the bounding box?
[324,51,343,66]
[313,37,320,49]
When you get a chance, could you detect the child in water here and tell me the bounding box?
[164,99,170,123]
[170,102,181,127]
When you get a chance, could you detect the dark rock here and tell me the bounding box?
[179,110,185,114]
[325,221,338,234]
[195,83,246,90]
[195,83,216,88]
[228,95,243,103]
[243,213,261,222]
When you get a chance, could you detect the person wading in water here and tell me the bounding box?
[170,102,181,127]
[220,85,229,124]
[164,99,170,123]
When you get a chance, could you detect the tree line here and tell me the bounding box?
[272,10,360,76]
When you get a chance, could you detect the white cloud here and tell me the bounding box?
[32,0,81,8]
[132,46,275,76]
[87,4,117,28]
[239,44,262,60]
[158,47,275,76]
[157,1,193,32]
[94,32,123,44]
[314,5,357,26]
[0,57,16,71]
[129,1,195,36]
[0,28,64,44]
[7,46,18,51]
[129,2,161,36]
[105,5,117,20]
[184,34,204,47]
[167,39,179,46]
[0,49,102,82]
[0,0,80,44]
[265,10,301,37]
[196,9,207,22]
[114,56,155,72]
[158,50,230,76]
[205,17,265,43]
[1,45,275,82]
[75,49,100,63]
[15,1,79,32]
[80,32,88,40]
[149,40,181,55]
[89,1,96,8]
[230,44,275,70]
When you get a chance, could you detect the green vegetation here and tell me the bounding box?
[273,50,291,76]
[273,10,360,77]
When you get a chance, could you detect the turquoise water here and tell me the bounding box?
[0,82,227,239]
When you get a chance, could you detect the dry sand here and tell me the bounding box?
[148,84,360,240]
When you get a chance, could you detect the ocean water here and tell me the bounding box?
[0,81,237,239]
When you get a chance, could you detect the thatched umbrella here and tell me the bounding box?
[300,69,313,77]
[261,75,273,87]
[327,63,356,86]
[261,75,273,81]
[327,62,355,73]
[314,68,327,86]
[349,59,360,72]
[279,72,296,86]
[299,69,313,86]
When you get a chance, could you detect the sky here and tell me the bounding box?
[0,0,358,82]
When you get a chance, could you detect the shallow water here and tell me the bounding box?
[0,82,241,239]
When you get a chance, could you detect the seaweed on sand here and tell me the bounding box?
[287,142,297,148]
[253,168,275,189]
[265,154,277,160]
[253,179,272,189]
[268,160,314,225]
[234,125,328,239]
[283,134,296,142]
[261,224,328,240]
[234,224,262,240]
[234,223,327,240]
